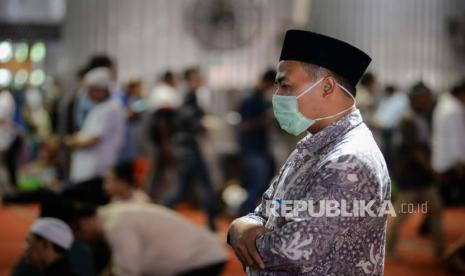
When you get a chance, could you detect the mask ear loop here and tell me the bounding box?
[313,83,356,121]
[336,83,356,104]
[296,78,324,99]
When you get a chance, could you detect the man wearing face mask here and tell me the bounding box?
[228,30,390,275]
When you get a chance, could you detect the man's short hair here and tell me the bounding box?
[113,162,135,186]
[87,55,114,70]
[300,62,356,96]
[80,55,115,78]
[360,72,376,87]
[261,69,277,84]
[184,67,199,81]
[71,202,97,222]
[162,71,175,83]
[409,81,431,97]
[384,85,397,96]
[451,81,465,96]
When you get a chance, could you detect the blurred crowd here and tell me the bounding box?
[357,73,465,272]
[0,54,465,275]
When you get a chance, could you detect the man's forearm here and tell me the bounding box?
[228,216,268,270]
[67,136,100,148]
[227,216,265,245]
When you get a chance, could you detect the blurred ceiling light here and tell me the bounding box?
[30,42,46,63]
[29,69,46,86]
[0,68,12,86]
[0,41,13,63]
[14,69,28,88]
[222,180,247,211]
[15,43,29,63]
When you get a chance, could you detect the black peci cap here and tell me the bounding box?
[279,30,372,87]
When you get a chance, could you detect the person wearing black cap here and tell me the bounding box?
[228,30,390,275]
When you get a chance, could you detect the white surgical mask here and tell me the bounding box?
[272,78,355,136]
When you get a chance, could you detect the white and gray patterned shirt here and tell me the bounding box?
[245,110,390,275]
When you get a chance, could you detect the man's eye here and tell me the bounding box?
[282,86,291,95]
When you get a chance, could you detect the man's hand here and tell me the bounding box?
[64,135,77,148]
[65,135,100,149]
[228,218,268,270]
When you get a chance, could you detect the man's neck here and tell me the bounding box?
[308,106,356,134]
[119,188,134,200]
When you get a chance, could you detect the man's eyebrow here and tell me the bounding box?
[275,76,286,84]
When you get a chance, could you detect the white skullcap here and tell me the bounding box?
[30,217,74,250]
[83,67,113,89]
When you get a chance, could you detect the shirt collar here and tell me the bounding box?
[296,109,363,154]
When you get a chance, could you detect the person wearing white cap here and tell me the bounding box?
[25,217,76,275]
[66,67,125,184]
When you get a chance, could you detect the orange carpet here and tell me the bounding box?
[0,204,464,276]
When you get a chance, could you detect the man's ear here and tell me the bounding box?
[322,77,336,97]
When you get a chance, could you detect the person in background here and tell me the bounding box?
[66,68,125,194]
[439,85,465,269]
[373,85,409,167]
[61,68,86,137]
[386,82,444,259]
[6,189,98,276]
[22,217,76,276]
[356,72,379,128]
[166,68,218,231]
[444,235,465,273]
[72,202,228,276]
[59,55,116,182]
[0,87,21,189]
[147,71,180,201]
[147,71,181,111]
[18,138,61,190]
[237,69,276,215]
[3,69,123,206]
[118,79,146,163]
[432,81,465,205]
[22,87,52,160]
[104,162,150,202]
[57,68,86,183]
[74,56,117,131]
[43,79,62,134]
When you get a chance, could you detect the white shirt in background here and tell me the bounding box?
[356,87,377,124]
[147,83,181,111]
[111,189,151,203]
[0,90,16,151]
[432,93,465,172]
[373,92,409,129]
[70,99,125,183]
[98,202,228,276]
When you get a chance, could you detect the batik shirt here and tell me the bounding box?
[246,110,391,275]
